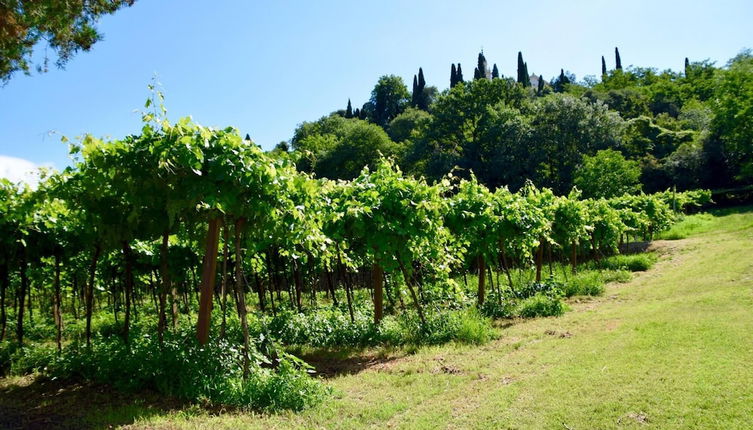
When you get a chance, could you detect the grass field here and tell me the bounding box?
[2,207,752,429]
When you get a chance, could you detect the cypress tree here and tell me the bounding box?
[417,68,428,110]
[411,75,418,106]
[524,62,531,86]
[244,133,251,141]
[684,57,691,77]
[553,69,570,93]
[615,47,622,70]
[345,99,353,118]
[354,108,361,119]
[474,67,481,80]
[457,63,464,83]
[601,55,607,76]
[517,51,525,85]
[477,51,488,79]
[450,63,457,87]
[537,74,544,95]
[492,63,499,79]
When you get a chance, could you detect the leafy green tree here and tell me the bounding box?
[368,75,410,127]
[415,78,527,181]
[292,115,401,179]
[710,51,753,182]
[1,0,136,82]
[387,107,431,143]
[529,94,624,194]
[574,149,642,198]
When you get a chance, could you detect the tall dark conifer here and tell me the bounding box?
[537,74,544,95]
[416,67,428,110]
[474,68,481,80]
[345,99,353,118]
[684,57,691,77]
[553,69,570,93]
[450,63,457,87]
[411,75,418,106]
[456,63,464,83]
[601,55,607,76]
[517,51,525,85]
[476,51,488,80]
[524,62,530,86]
[615,47,622,70]
[492,63,499,79]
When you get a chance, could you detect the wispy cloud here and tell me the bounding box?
[0,155,54,188]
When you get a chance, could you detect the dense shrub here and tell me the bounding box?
[380,308,495,346]
[562,271,606,297]
[7,331,329,411]
[588,253,656,272]
[479,296,517,318]
[265,307,379,348]
[261,306,495,348]
[517,293,566,318]
[512,278,565,300]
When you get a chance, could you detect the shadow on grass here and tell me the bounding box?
[0,376,183,430]
[291,346,407,379]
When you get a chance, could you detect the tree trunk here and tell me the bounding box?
[85,245,101,348]
[17,248,29,345]
[535,242,543,282]
[233,218,251,378]
[254,270,265,312]
[220,224,229,338]
[326,268,338,307]
[27,278,32,326]
[571,241,578,274]
[500,243,514,292]
[0,261,8,342]
[53,253,63,353]
[158,231,170,344]
[196,217,222,345]
[336,247,354,323]
[372,263,384,324]
[477,255,486,306]
[293,259,303,312]
[122,242,134,346]
[396,255,427,328]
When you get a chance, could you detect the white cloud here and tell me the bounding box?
[0,155,48,188]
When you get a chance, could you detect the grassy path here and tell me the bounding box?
[4,208,753,429]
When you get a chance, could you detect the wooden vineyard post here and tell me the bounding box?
[372,263,384,324]
[477,255,486,306]
[196,217,222,345]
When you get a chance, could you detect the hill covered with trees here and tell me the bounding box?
[288,48,753,197]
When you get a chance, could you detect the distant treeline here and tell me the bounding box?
[281,48,753,195]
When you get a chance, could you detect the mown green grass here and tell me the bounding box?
[658,212,716,239]
[121,207,753,429]
[9,207,753,429]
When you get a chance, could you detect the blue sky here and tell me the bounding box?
[1,0,751,182]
